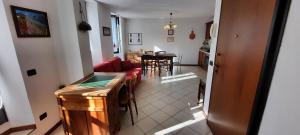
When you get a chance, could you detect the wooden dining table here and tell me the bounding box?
[138,53,177,76]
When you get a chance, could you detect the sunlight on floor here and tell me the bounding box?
[154,104,206,135]
[154,118,205,135]
[161,72,195,80]
[161,72,198,84]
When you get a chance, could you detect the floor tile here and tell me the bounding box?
[161,117,181,128]
[10,129,34,135]
[151,99,167,109]
[160,96,176,104]
[172,100,188,110]
[137,117,159,133]
[134,109,147,121]
[145,124,165,135]
[137,99,150,109]
[175,127,199,135]
[140,104,158,115]
[173,109,194,122]
[188,119,211,135]
[161,105,181,116]
[117,126,144,135]
[150,110,171,123]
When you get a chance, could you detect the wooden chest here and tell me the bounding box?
[55,73,126,135]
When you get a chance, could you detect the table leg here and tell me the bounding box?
[170,58,173,75]
[141,58,145,75]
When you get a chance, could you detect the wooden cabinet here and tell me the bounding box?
[198,50,210,70]
[55,73,126,135]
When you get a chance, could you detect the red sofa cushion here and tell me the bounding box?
[94,62,114,72]
[122,60,134,71]
[125,68,142,81]
[110,57,122,72]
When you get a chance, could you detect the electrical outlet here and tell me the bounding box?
[39,112,47,121]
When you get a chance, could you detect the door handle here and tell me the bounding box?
[214,63,220,73]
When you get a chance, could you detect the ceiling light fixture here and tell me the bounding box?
[164,12,177,30]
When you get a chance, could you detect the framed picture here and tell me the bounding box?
[128,33,142,45]
[103,27,111,36]
[167,36,175,42]
[10,6,50,37]
[168,29,174,35]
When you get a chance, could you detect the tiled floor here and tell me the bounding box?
[10,129,34,135]
[50,66,212,135]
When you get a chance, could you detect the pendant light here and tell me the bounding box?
[164,13,177,30]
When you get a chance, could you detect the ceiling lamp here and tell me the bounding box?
[164,13,177,30]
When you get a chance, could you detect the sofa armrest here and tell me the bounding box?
[121,60,142,71]
[132,63,141,68]
[94,62,114,72]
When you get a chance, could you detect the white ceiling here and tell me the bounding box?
[98,0,216,19]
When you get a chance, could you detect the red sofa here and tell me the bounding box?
[93,57,142,87]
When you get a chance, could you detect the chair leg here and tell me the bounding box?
[132,92,138,115]
[158,64,161,76]
[197,88,201,104]
[128,101,134,125]
[131,77,138,115]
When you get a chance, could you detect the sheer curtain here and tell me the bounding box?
[111,15,120,54]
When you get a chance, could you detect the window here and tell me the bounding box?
[111,15,121,54]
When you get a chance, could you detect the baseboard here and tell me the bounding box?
[1,124,36,135]
[177,64,200,66]
[44,120,62,135]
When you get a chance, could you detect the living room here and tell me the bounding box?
[0,0,299,135]
[0,0,214,134]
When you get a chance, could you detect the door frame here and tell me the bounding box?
[247,0,291,134]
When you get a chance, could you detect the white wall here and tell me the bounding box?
[87,0,103,65]
[1,0,94,134]
[0,0,35,132]
[51,0,93,84]
[2,0,62,133]
[73,0,93,76]
[203,0,222,115]
[258,0,300,134]
[99,2,114,61]
[87,2,114,63]
[125,17,211,64]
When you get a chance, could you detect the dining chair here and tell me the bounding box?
[119,78,138,125]
[174,53,183,73]
[144,51,155,73]
[155,51,170,76]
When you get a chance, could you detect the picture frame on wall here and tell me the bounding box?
[128,33,142,45]
[168,29,174,35]
[103,27,111,36]
[167,36,175,42]
[10,5,51,37]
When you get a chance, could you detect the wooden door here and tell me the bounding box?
[207,0,276,134]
